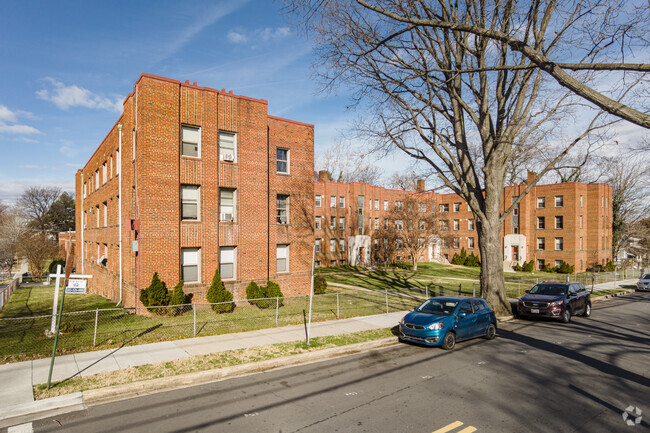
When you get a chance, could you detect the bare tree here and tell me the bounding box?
[17,186,62,234]
[386,172,419,191]
[317,140,383,184]
[16,232,58,278]
[0,206,26,271]
[371,225,399,268]
[286,0,648,313]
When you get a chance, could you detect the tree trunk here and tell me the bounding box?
[412,256,418,271]
[477,215,511,316]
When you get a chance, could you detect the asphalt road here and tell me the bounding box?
[28,292,650,433]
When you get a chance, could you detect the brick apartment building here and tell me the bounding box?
[75,73,314,308]
[314,171,612,272]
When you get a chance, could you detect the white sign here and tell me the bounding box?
[65,279,87,294]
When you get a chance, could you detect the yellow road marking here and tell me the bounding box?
[432,421,464,433]
[458,427,477,433]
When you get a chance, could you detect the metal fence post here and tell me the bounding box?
[93,308,98,347]
[472,283,475,297]
[458,283,462,296]
[385,288,389,313]
[336,293,340,319]
[425,285,429,298]
[275,297,279,326]
[193,306,196,336]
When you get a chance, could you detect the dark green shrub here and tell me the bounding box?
[513,263,522,272]
[558,262,574,274]
[169,281,190,316]
[140,272,171,314]
[314,274,327,294]
[451,253,464,265]
[206,269,235,313]
[604,260,615,272]
[522,260,535,272]
[542,264,554,273]
[48,260,66,274]
[266,281,284,307]
[246,281,265,306]
[465,252,480,267]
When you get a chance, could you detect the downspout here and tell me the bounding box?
[80,173,84,274]
[117,123,123,306]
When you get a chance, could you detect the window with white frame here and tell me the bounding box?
[537,237,545,250]
[537,259,545,270]
[330,216,336,229]
[182,248,200,282]
[395,201,404,211]
[339,239,345,251]
[580,195,583,207]
[83,182,87,198]
[181,125,200,157]
[330,260,337,266]
[396,239,403,249]
[580,215,583,228]
[537,197,545,208]
[453,237,460,248]
[315,260,321,267]
[555,195,564,207]
[109,156,113,178]
[468,237,475,249]
[220,246,235,280]
[277,194,289,224]
[439,220,449,231]
[315,195,322,208]
[418,203,426,213]
[339,196,345,208]
[419,220,426,230]
[579,237,583,250]
[330,239,336,252]
[219,188,235,222]
[453,219,459,231]
[102,162,107,184]
[374,199,379,210]
[395,220,403,230]
[277,244,288,273]
[315,239,321,252]
[339,217,344,231]
[383,219,388,230]
[555,237,563,250]
[468,219,474,230]
[439,203,449,213]
[453,203,460,212]
[374,218,379,229]
[95,170,99,190]
[555,260,564,268]
[103,202,108,226]
[537,216,545,229]
[315,216,321,230]
[219,131,236,162]
[555,216,563,229]
[383,200,388,211]
[181,185,199,220]
[329,196,335,208]
[276,148,289,174]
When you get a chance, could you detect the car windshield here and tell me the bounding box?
[529,284,567,296]
[415,299,459,315]
[642,274,650,280]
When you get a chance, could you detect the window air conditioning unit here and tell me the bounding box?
[221,213,233,222]
[221,153,234,162]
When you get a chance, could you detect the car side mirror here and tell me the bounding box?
[525,290,530,294]
[458,312,467,318]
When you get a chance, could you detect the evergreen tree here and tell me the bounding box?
[266,281,284,307]
[170,281,188,316]
[206,269,235,313]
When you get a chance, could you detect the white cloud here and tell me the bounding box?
[18,165,45,169]
[0,180,74,204]
[227,26,292,46]
[0,104,40,135]
[36,78,123,112]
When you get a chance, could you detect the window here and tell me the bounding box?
[395,201,403,211]
[537,216,545,229]
[181,185,199,220]
[537,259,545,270]
[83,182,87,199]
[277,245,288,273]
[330,196,336,208]
[395,220,403,230]
[330,260,337,267]
[453,202,460,212]
[102,162,107,185]
[468,237,475,249]
[396,239,403,249]
[555,260,564,268]
[418,203,426,213]
[453,237,460,249]
[220,247,235,280]
[555,237,563,250]
[580,215,583,229]
[441,238,449,248]
[315,239,321,252]
[330,216,336,230]
[132,129,136,161]
[95,205,99,226]
[374,218,379,229]
[555,216,563,229]
[439,220,449,231]
[276,148,289,173]
[579,237,583,250]
[418,238,425,248]
[419,220,426,230]
[181,125,200,157]
[439,203,449,213]
[339,217,345,231]
[537,197,545,208]
[109,156,113,178]
[453,219,459,231]
[182,248,200,282]
[103,202,108,227]
[315,260,321,268]
[537,237,545,250]
[315,216,321,230]
[219,131,236,162]
[315,195,322,207]
[339,196,345,208]
[468,219,474,230]
[330,239,336,252]
[95,170,99,190]
[555,195,563,207]
[374,199,379,210]
[580,195,583,208]
[383,219,388,230]
[277,194,289,224]
[383,200,388,211]
[339,239,345,251]
[220,188,235,222]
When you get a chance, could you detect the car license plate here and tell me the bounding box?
[531,308,540,314]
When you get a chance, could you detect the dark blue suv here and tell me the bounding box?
[517,282,591,323]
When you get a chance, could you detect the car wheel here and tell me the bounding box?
[560,308,571,324]
[442,332,456,350]
[484,323,497,340]
[582,303,591,317]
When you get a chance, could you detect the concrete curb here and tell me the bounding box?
[2,338,399,427]
[0,392,85,429]
[591,288,636,303]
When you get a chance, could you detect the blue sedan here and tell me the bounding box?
[399,297,497,350]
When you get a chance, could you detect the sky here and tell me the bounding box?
[0,1,646,204]
[0,0,402,203]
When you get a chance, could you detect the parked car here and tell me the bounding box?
[399,297,497,350]
[636,274,650,291]
[517,282,591,323]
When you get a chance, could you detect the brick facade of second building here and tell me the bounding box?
[75,74,314,308]
[314,171,612,272]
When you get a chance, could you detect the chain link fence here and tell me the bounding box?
[0,290,420,363]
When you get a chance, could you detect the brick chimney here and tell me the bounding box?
[416,179,425,192]
[526,171,537,185]
[318,170,329,182]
